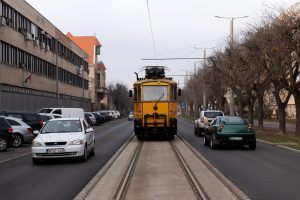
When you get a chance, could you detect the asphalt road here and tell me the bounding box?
[179,118,300,200]
[0,118,133,200]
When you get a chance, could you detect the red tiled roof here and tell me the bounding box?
[67,32,101,65]
[97,61,106,70]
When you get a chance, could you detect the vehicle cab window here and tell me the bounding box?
[211,118,217,126]
[53,109,62,115]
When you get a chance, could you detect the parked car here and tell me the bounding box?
[84,113,93,126]
[98,111,113,121]
[84,112,97,126]
[4,117,34,147]
[128,111,134,121]
[0,111,43,131]
[36,108,84,118]
[194,110,224,136]
[0,117,13,152]
[91,112,106,125]
[32,118,95,164]
[203,116,256,150]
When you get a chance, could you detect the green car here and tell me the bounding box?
[204,116,256,150]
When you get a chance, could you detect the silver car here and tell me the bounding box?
[32,118,95,164]
[5,117,34,147]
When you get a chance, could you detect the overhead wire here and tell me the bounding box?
[146,0,157,60]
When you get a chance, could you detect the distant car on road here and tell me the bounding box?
[203,116,256,150]
[194,110,224,136]
[36,108,84,118]
[5,117,33,147]
[32,118,95,164]
[128,112,134,121]
[0,117,13,152]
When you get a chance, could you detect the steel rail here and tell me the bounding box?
[113,141,143,200]
[177,134,250,200]
[170,140,209,200]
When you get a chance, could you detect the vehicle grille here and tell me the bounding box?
[45,142,67,146]
[36,152,77,157]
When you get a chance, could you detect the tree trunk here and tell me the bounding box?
[237,96,243,118]
[257,94,264,129]
[247,98,254,125]
[294,94,300,137]
[278,105,286,134]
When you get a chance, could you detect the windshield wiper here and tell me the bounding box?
[153,92,164,111]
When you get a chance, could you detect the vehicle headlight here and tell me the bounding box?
[32,141,43,147]
[69,139,84,145]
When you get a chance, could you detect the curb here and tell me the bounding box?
[178,134,250,200]
[257,139,300,153]
[74,133,135,200]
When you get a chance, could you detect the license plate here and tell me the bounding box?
[47,148,64,153]
[229,137,243,141]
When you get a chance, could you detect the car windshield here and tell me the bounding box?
[41,120,82,133]
[220,117,247,125]
[204,111,223,118]
[143,86,168,101]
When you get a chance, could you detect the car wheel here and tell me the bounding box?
[12,134,23,147]
[210,135,217,149]
[203,135,209,146]
[249,142,256,150]
[80,146,88,162]
[0,137,8,152]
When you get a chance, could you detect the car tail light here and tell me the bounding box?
[27,128,32,133]
[39,120,43,127]
[200,117,204,123]
[218,124,224,132]
[248,124,254,132]
[7,127,13,134]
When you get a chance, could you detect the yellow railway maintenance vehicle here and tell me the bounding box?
[129,66,181,140]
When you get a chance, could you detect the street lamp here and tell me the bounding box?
[193,47,213,111]
[214,15,248,116]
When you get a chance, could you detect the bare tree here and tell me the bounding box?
[108,82,132,115]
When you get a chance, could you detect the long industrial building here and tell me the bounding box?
[0,0,89,112]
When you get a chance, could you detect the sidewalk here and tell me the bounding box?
[254,120,296,133]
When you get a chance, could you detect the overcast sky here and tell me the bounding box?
[25,0,297,88]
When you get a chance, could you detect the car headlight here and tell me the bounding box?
[69,139,84,145]
[32,141,43,147]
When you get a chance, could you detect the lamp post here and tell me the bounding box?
[193,47,213,111]
[214,15,248,116]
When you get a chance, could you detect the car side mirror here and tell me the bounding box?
[129,90,133,97]
[178,89,182,96]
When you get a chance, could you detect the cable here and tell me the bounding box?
[146,0,157,59]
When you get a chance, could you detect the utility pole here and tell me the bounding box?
[215,15,248,115]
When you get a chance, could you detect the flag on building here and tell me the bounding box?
[24,73,33,84]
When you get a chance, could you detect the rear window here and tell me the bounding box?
[6,119,21,126]
[24,114,38,122]
[40,115,51,121]
[220,117,246,125]
[204,111,223,118]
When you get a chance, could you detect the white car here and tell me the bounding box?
[32,118,95,164]
[194,110,224,136]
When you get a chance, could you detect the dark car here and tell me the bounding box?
[0,117,14,151]
[98,111,113,122]
[92,112,106,125]
[204,116,256,150]
[84,113,93,126]
[0,112,43,131]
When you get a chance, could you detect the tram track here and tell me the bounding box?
[78,135,249,200]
